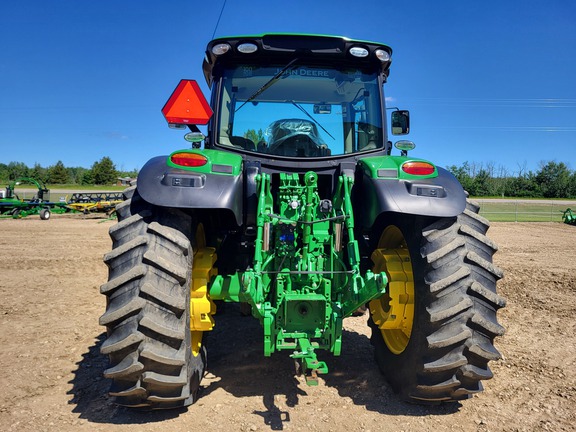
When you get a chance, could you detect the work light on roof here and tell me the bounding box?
[212,43,231,55]
[349,46,369,58]
[237,42,258,53]
[375,49,391,62]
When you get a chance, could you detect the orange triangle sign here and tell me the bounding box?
[162,80,213,125]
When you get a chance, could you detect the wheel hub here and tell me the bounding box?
[190,224,217,357]
[369,226,414,354]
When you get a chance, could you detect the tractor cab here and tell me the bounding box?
[164,35,411,161]
[203,35,396,159]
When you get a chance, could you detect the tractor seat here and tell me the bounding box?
[267,119,328,157]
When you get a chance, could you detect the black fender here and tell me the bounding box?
[137,156,243,226]
[356,166,466,228]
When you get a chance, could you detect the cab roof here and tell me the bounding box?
[202,33,393,86]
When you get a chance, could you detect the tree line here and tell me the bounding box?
[447,161,576,198]
[0,157,138,186]
[1,157,574,198]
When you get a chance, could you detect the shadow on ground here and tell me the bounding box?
[68,302,460,427]
[202,303,460,429]
[67,333,185,424]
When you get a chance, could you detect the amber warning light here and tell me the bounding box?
[162,80,213,125]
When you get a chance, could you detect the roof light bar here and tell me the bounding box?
[237,42,258,53]
[349,46,369,57]
[212,43,231,55]
[375,49,391,62]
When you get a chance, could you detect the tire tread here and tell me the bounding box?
[100,187,204,409]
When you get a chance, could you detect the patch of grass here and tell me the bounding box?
[478,201,568,222]
[47,184,125,191]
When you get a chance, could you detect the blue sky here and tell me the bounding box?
[1,0,575,175]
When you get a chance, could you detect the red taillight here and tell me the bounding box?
[170,152,208,167]
[402,161,435,176]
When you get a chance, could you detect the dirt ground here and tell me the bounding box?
[0,215,574,432]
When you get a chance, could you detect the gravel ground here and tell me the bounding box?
[0,216,574,431]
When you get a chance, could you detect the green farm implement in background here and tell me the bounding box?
[66,192,123,215]
[0,177,68,220]
[1,178,124,219]
[563,208,576,225]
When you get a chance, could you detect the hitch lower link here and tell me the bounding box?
[291,338,328,386]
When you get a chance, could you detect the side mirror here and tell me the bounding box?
[391,110,410,135]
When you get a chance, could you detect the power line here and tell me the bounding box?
[426,125,576,132]
[398,97,576,108]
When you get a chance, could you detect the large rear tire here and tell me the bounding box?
[100,186,206,409]
[368,199,505,403]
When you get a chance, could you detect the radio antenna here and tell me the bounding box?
[212,0,228,39]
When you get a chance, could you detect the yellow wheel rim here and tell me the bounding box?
[190,331,203,358]
[369,225,415,354]
[190,223,217,357]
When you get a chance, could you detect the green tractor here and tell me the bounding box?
[0,177,52,219]
[100,34,505,409]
